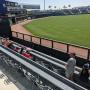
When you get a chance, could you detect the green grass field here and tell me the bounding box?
[24,14,90,48]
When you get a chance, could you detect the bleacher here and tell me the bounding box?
[0,37,88,90]
[0,37,90,90]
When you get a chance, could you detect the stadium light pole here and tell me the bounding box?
[44,0,45,10]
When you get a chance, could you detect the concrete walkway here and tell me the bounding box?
[0,70,20,90]
[0,58,37,90]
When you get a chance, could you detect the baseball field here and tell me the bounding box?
[24,14,90,48]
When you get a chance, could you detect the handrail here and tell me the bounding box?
[12,31,90,49]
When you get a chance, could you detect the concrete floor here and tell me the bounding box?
[0,59,38,90]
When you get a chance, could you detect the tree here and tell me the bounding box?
[63,5,67,9]
[54,6,56,9]
[48,5,52,10]
[68,5,71,8]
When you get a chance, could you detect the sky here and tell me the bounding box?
[9,0,90,10]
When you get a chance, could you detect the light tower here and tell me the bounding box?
[44,0,45,10]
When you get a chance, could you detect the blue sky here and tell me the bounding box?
[9,0,90,10]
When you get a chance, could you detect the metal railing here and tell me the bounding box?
[12,31,90,60]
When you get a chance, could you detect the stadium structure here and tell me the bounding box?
[20,4,40,11]
[28,6,90,18]
[0,0,90,90]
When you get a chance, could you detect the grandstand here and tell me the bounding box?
[0,37,89,90]
[28,6,90,18]
[1,0,90,21]
[0,34,90,89]
[0,0,90,90]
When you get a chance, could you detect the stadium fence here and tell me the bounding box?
[12,31,90,60]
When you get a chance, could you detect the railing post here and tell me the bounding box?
[40,38,41,45]
[87,49,90,60]
[52,40,53,49]
[67,44,69,53]
[16,32,18,38]
[31,36,32,42]
[23,34,24,40]
[11,31,13,36]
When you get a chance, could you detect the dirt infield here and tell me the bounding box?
[11,20,32,35]
[11,20,89,60]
